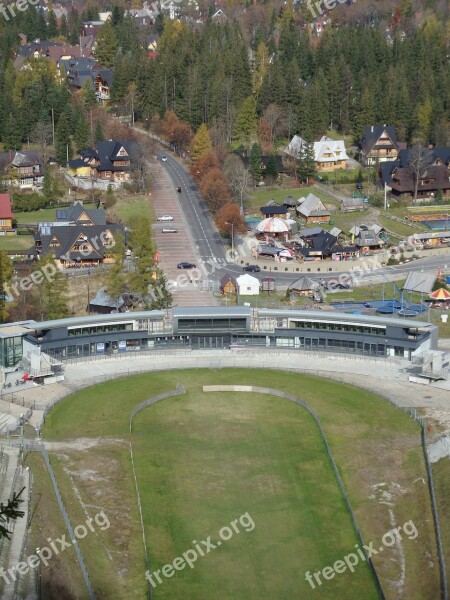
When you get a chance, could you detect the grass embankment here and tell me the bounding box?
[41,369,440,600]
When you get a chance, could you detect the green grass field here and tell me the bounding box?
[0,234,34,251]
[41,369,440,600]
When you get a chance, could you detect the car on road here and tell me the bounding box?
[177,262,196,269]
[160,155,168,162]
[157,215,174,221]
[243,265,261,272]
[356,182,363,190]
[162,228,178,233]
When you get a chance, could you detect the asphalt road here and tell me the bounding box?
[160,155,450,287]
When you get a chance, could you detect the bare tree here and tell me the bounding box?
[408,145,434,205]
[31,122,53,162]
[263,103,284,146]
[223,154,253,210]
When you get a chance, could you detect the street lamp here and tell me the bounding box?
[225,222,234,259]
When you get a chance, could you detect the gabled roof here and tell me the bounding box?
[90,288,124,309]
[289,276,319,291]
[313,136,349,163]
[360,125,398,155]
[297,194,329,218]
[65,202,106,225]
[39,224,123,260]
[284,135,307,159]
[236,274,259,285]
[391,165,450,194]
[95,140,137,172]
[220,274,237,288]
[0,193,14,219]
[10,150,43,167]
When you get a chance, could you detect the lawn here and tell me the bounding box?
[247,186,333,212]
[41,369,440,600]
[115,194,152,225]
[0,234,34,251]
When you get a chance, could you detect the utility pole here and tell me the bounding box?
[51,108,55,147]
[225,222,234,259]
[384,181,387,210]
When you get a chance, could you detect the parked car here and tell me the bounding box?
[243,265,261,272]
[177,262,196,269]
[162,228,178,233]
[160,155,168,162]
[157,215,174,221]
[356,182,363,190]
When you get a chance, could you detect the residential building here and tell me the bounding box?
[236,274,259,296]
[0,193,14,233]
[359,125,401,166]
[296,194,331,224]
[284,135,349,171]
[68,140,137,187]
[390,165,450,201]
[260,205,288,218]
[34,202,125,267]
[0,151,44,190]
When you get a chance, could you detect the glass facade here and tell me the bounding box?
[68,323,134,336]
[177,317,248,333]
[290,320,385,336]
[0,336,23,368]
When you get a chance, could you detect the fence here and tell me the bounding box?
[128,387,187,600]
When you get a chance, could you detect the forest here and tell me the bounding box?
[0,1,448,153]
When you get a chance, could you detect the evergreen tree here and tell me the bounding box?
[147,270,173,310]
[83,81,98,110]
[95,120,104,143]
[248,143,262,181]
[3,112,23,150]
[0,251,13,323]
[73,110,90,151]
[264,153,278,181]
[60,14,68,39]
[42,169,55,203]
[233,96,257,145]
[104,232,127,304]
[297,142,317,185]
[128,217,155,297]
[190,124,212,163]
[95,22,118,68]
[55,112,72,165]
[37,254,69,320]
[47,9,58,38]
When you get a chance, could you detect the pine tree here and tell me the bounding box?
[60,14,68,39]
[38,254,69,320]
[248,143,262,181]
[73,111,90,151]
[190,124,212,163]
[233,96,257,145]
[297,142,317,185]
[264,154,278,181]
[147,270,173,310]
[95,120,104,143]
[47,9,58,38]
[104,232,127,304]
[55,113,72,165]
[42,169,55,203]
[128,217,155,296]
[83,81,98,110]
[95,22,118,68]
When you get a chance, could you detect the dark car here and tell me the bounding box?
[356,182,363,190]
[243,265,261,272]
[177,262,196,269]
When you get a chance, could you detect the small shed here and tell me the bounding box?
[89,288,125,314]
[236,274,260,296]
[289,276,319,296]
[220,275,237,295]
[342,197,364,212]
[261,277,275,292]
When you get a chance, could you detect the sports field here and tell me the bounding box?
[40,369,439,600]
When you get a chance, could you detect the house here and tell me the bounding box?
[220,275,237,295]
[236,274,259,296]
[296,230,358,261]
[390,165,450,201]
[68,140,137,186]
[289,276,319,295]
[354,228,385,252]
[296,194,331,224]
[93,70,113,105]
[359,125,400,166]
[284,135,349,171]
[260,205,288,218]
[35,202,125,267]
[313,136,349,171]
[0,151,44,189]
[0,193,15,233]
[89,288,138,314]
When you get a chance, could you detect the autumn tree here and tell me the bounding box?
[198,168,232,212]
[233,96,257,146]
[190,124,212,163]
[191,149,219,180]
[215,202,247,236]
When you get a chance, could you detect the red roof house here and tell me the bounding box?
[0,193,14,231]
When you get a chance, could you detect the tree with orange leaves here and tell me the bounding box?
[215,203,247,236]
[190,149,220,180]
[198,168,232,212]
